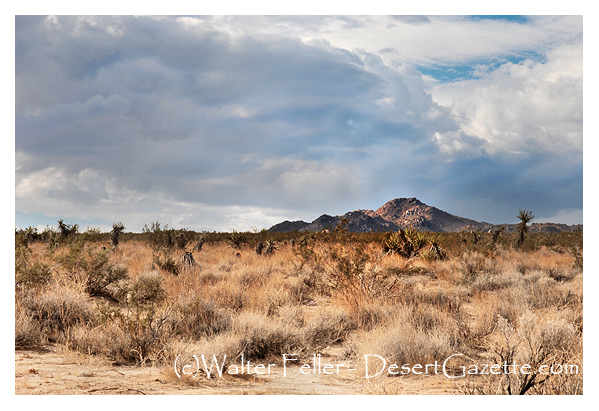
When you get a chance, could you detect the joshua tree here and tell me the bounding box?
[516,209,534,246]
[181,251,197,271]
[111,222,126,247]
[489,225,505,248]
[57,219,78,240]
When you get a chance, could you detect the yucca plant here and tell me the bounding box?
[516,209,534,246]
[110,222,126,248]
[195,234,205,251]
[255,242,264,255]
[382,229,413,257]
[382,227,431,259]
[264,240,278,256]
[410,232,429,253]
[227,231,245,249]
[488,225,505,250]
[382,231,404,253]
[404,227,429,257]
[426,235,446,260]
[175,232,188,249]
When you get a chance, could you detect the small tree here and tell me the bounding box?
[57,219,79,240]
[516,209,534,246]
[111,222,126,247]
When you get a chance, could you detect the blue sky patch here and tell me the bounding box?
[417,50,547,83]
[467,15,530,24]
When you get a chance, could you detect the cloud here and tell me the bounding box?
[15,15,583,231]
[430,35,583,158]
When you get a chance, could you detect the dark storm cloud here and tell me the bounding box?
[434,154,582,224]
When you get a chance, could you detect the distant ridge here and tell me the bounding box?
[268,197,582,233]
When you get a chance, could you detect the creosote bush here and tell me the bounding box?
[299,242,402,306]
[58,241,128,299]
[95,272,170,364]
[153,253,180,275]
[16,261,52,287]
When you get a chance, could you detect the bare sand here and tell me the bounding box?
[15,345,457,395]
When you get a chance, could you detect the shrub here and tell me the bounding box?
[85,259,128,299]
[234,312,304,361]
[301,243,401,306]
[171,298,233,339]
[153,253,180,275]
[15,306,45,349]
[303,307,357,350]
[129,272,166,305]
[359,305,458,375]
[59,242,128,298]
[16,261,52,287]
[464,311,581,395]
[16,286,96,345]
[458,250,496,282]
[96,273,170,364]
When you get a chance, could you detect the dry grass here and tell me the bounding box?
[15,235,583,394]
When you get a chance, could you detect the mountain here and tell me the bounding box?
[373,197,488,232]
[304,211,401,233]
[268,197,582,233]
[268,220,310,232]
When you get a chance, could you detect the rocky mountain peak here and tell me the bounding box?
[375,197,429,221]
[268,197,581,233]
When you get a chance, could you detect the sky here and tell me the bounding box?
[14,13,585,233]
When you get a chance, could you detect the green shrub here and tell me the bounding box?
[16,261,52,287]
[97,273,169,364]
[153,253,180,275]
[129,272,166,305]
[58,242,128,298]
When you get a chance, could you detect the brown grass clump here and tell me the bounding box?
[459,310,582,395]
[16,284,96,348]
[356,303,460,376]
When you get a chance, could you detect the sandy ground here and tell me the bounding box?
[15,345,458,395]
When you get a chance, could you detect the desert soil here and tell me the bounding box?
[15,345,458,395]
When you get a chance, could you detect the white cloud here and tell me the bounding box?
[263,158,362,201]
[429,35,582,158]
[15,166,67,200]
[254,15,581,67]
